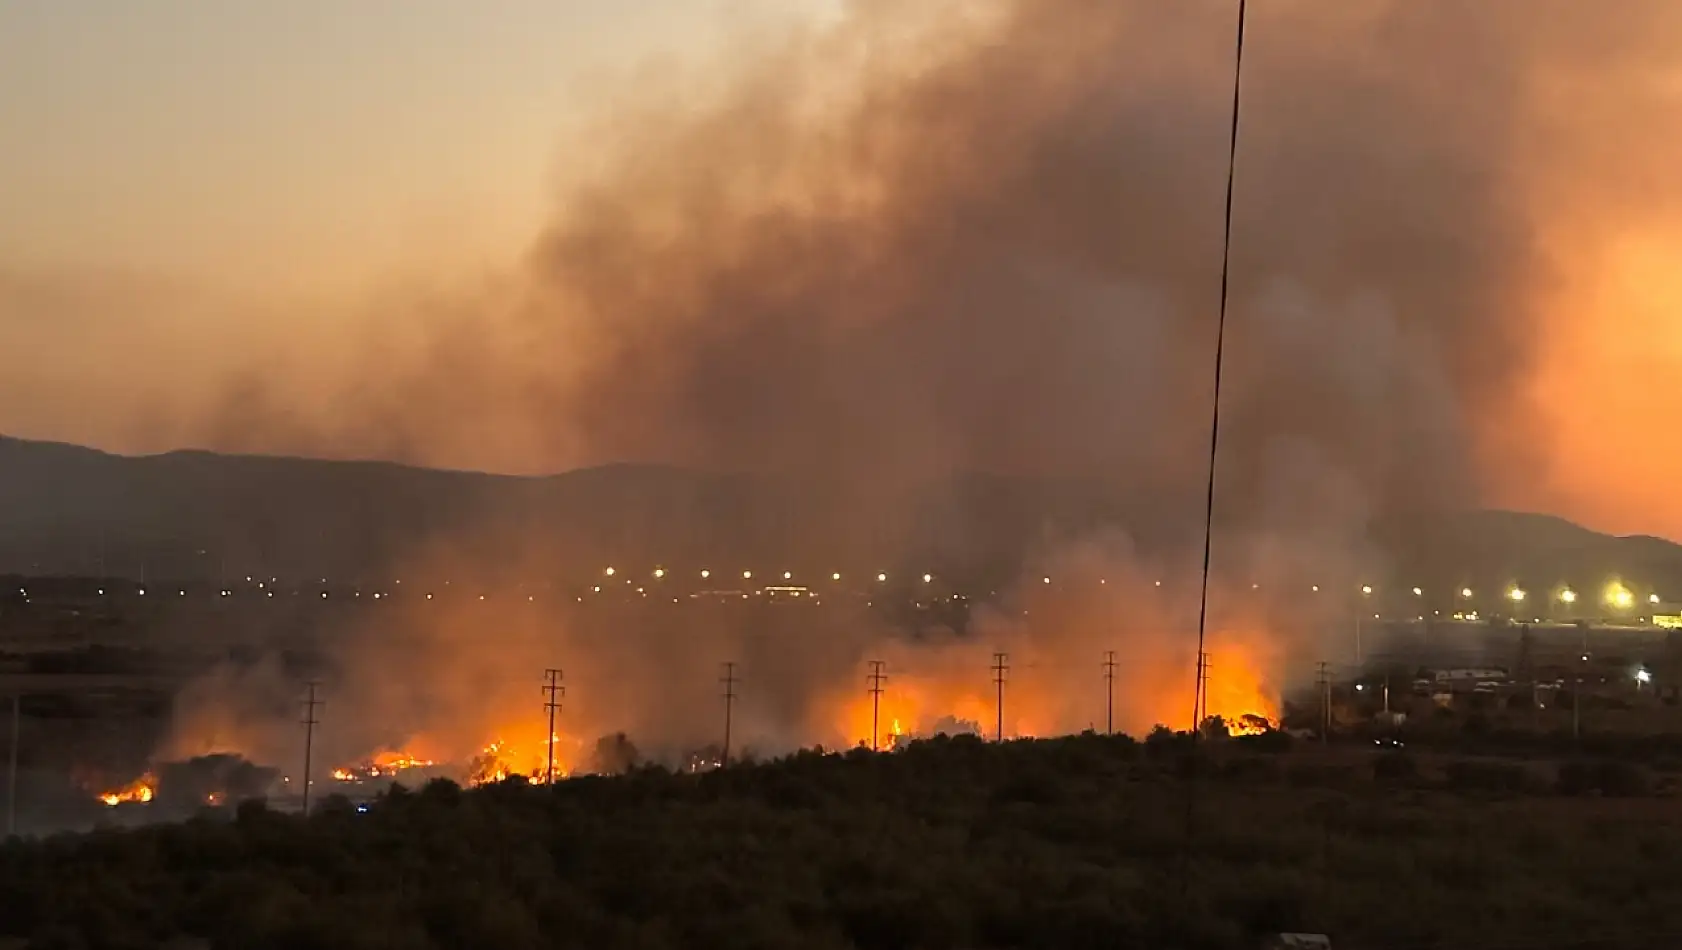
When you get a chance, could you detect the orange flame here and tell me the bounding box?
[466,731,575,786]
[98,773,156,806]
[828,637,1279,746]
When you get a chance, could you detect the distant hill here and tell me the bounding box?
[2,436,1680,600]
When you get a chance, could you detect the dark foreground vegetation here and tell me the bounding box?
[3,731,1680,950]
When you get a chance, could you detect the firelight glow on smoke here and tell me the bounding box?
[142,529,1305,790]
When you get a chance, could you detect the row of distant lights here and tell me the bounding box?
[588,573,1672,607]
[1352,582,1661,609]
[15,578,1665,607]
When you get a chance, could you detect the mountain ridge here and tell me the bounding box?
[3,435,1679,597]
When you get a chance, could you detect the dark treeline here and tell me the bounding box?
[2,731,1680,950]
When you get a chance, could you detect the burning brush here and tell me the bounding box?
[94,754,278,810]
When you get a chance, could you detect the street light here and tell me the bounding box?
[1560,588,1578,605]
[1461,587,1473,599]
[922,574,933,584]
[1412,587,1423,597]
[877,573,887,583]
[1606,583,1634,609]
[653,568,665,579]
[605,567,616,577]
[1361,585,1373,596]
[1509,587,1527,603]
[1650,593,1662,606]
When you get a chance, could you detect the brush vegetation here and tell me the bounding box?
[0,730,1675,950]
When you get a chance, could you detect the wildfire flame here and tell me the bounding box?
[467,734,569,786]
[98,773,157,807]
[829,639,1280,747]
[332,749,439,782]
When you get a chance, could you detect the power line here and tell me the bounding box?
[1102,650,1116,735]
[1191,0,1249,730]
[1182,0,1248,902]
[867,660,887,752]
[991,652,1009,742]
[300,681,322,815]
[542,668,565,785]
[720,661,738,766]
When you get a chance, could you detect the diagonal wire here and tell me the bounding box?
[1191,0,1249,732]
[1180,0,1249,902]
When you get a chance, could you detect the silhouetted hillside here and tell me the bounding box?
[3,436,1679,597]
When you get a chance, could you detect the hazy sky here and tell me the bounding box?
[0,1,830,293]
[4,1,1682,542]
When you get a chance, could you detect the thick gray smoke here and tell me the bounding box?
[194,0,1682,530]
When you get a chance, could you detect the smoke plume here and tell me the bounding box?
[171,0,1677,529]
[63,0,1682,785]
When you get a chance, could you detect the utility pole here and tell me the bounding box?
[300,682,322,815]
[1103,650,1116,735]
[991,652,1009,742]
[867,660,887,751]
[1315,662,1331,743]
[720,662,737,766]
[542,668,565,785]
[1198,651,1212,728]
[6,693,18,838]
[1574,648,1589,743]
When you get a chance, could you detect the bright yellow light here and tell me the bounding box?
[605,567,615,577]
[1560,589,1578,604]
[1361,585,1373,596]
[1606,583,1634,609]
[877,573,887,582]
[1652,593,1663,605]
[783,571,792,580]
[1461,587,1474,599]
[743,571,753,580]
[701,570,711,579]
[832,573,841,581]
[653,568,665,578]
[1509,587,1527,602]
[1601,578,1628,608]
